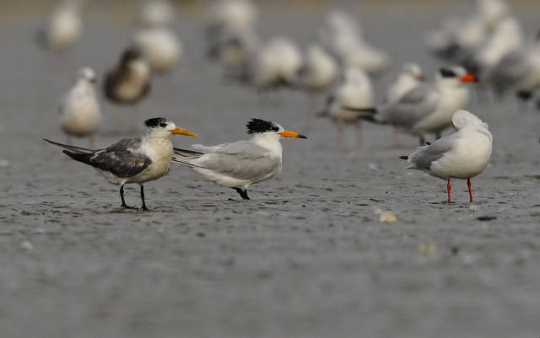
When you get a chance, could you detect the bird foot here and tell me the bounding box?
[121,204,139,210]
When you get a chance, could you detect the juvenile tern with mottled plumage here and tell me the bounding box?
[44,118,197,210]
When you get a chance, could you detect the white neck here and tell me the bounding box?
[251,132,283,156]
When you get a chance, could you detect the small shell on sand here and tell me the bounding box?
[379,211,398,223]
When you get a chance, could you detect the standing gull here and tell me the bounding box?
[319,67,374,145]
[59,67,101,147]
[400,110,492,204]
[37,0,85,52]
[173,118,306,200]
[44,118,197,210]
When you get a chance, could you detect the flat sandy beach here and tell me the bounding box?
[1,1,540,337]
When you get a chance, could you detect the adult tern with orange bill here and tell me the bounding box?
[173,118,306,200]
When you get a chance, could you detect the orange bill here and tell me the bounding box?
[460,73,477,83]
[279,130,307,139]
[170,127,197,137]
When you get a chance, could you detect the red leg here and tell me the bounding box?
[447,178,452,204]
[392,127,399,147]
[354,121,362,147]
[337,124,344,146]
[307,93,318,116]
[467,178,473,203]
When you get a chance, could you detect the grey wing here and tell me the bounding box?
[194,142,281,180]
[488,50,529,92]
[408,134,456,171]
[194,140,267,157]
[377,84,439,128]
[89,137,151,177]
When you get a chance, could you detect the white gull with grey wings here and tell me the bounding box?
[400,110,492,204]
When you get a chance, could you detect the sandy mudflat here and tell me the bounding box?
[1,2,540,338]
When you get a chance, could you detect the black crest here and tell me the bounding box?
[144,117,169,128]
[246,118,279,134]
[439,68,457,78]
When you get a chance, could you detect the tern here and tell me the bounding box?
[44,118,197,210]
[344,67,476,145]
[400,110,492,204]
[59,67,101,147]
[172,118,306,200]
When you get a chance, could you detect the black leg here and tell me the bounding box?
[120,184,137,210]
[233,188,251,200]
[517,90,532,102]
[140,184,148,211]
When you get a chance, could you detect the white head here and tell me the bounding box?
[451,110,489,131]
[402,62,424,80]
[78,67,96,84]
[143,117,197,138]
[436,66,477,87]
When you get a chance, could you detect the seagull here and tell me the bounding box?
[385,62,424,103]
[300,44,339,94]
[463,16,523,76]
[425,0,511,64]
[136,0,175,28]
[344,67,476,145]
[132,25,183,74]
[385,62,424,145]
[104,47,152,106]
[485,31,540,105]
[205,0,258,61]
[319,67,374,145]
[44,118,197,210]
[37,0,84,52]
[172,118,306,200]
[399,110,492,204]
[246,37,303,92]
[59,67,101,147]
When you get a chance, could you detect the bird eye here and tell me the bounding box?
[159,123,167,128]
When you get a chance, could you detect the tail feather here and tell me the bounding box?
[44,139,95,154]
[62,150,93,165]
[172,148,204,168]
[173,147,203,157]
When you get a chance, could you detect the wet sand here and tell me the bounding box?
[1,2,540,337]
